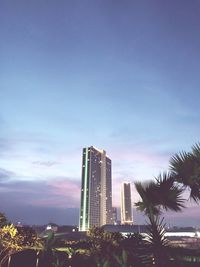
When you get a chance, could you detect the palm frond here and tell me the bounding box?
[135,200,160,217]
[169,152,195,181]
[146,216,168,247]
[135,174,185,216]
[170,146,200,203]
[155,172,185,212]
[190,184,200,203]
[134,181,160,216]
[146,216,170,266]
[192,143,200,159]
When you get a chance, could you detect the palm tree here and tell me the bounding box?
[170,142,200,202]
[134,142,200,266]
[135,173,185,267]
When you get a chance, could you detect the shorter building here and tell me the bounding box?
[121,182,133,225]
[46,223,58,233]
[102,224,148,236]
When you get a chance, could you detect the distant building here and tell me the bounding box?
[79,146,112,231]
[102,224,147,235]
[46,223,58,232]
[121,182,133,225]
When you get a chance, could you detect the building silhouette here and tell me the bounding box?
[79,146,112,231]
[121,182,133,225]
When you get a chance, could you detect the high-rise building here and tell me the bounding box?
[121,182,133,225]
[79,146,112,231]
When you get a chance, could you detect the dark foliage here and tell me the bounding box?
[170,143,200,203]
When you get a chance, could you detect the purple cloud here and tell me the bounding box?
[0,177,80,209]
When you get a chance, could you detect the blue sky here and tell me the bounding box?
[0,0,200,226]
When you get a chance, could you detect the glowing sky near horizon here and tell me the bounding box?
[0,0,200,225]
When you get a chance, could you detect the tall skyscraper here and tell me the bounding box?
[121,182,133,225]
[79,146,112,231]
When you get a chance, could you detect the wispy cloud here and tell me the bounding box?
[32,161,60,167]
[0,167,15,182]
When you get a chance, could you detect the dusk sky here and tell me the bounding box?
[0,0,200,226]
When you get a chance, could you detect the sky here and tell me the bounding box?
[0,0,200,226]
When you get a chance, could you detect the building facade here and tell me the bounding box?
[121,182,133,225]
[79,146,112,231]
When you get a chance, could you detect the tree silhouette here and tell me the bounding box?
[170,143,200,202]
